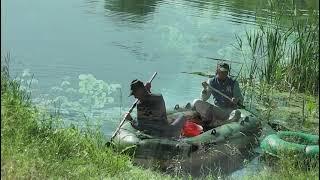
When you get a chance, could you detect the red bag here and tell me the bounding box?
[181,120,203,137]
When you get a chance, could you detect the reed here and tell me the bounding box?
[236,0,319,96]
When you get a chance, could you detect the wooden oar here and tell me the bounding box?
[110,72,158,141]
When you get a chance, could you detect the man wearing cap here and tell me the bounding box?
[192,63,243,130]
[125,79,186,137]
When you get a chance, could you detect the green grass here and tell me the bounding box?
[1,59,172,179]
[242,155,319,180]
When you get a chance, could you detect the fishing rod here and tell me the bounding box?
[201,56,243,65]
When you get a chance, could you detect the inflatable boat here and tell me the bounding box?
[111,107,262,160]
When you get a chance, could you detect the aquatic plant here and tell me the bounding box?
[13,68,122,129]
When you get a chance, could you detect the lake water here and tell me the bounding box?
[2,0,318,136]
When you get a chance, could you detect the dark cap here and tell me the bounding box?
[129,79,145,96]
[218,63,230,72]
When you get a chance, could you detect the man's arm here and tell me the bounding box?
[124,112,141,130]
[145,82,151,93]
[233,81,244,105]
[159,95,168,121]
[131,118,141,130]
[201,79,212,101]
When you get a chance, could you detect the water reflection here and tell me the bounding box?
[104,0,162,23]
[185,0,318,25]
[103,0,318,26]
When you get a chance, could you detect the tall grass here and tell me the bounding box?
[287,15,319,95]
[236,0,319,96]
[233,2,319,178]
[1,55,170,179]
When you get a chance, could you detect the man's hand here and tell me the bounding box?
[231,97,239,105]
[202,81,208,89]
[201,89,207,94]
[145,82,151,92]
[124,112,133,121]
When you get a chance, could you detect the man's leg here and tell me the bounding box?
[165,113,187,137]
[208,105,237,127]
[211,104,232,120]
[192,99,216,129]
[192,99,212,119]
[228,109,242,122]
[192,99,238,129]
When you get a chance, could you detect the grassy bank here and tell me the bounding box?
[243,152,319,180]
[236,1,319,178]
[1,61,171,179]
[234,0,319,134]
